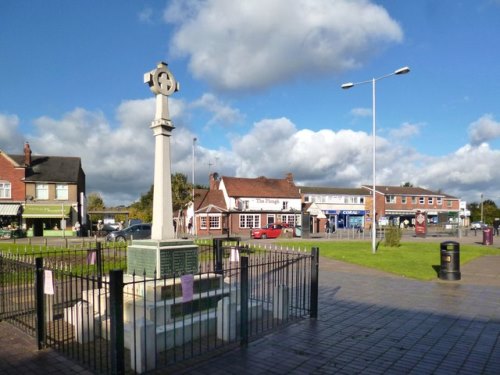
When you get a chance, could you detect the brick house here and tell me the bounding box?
[194,173,301,237]
[363,185,461,227]
[0,142,86,236]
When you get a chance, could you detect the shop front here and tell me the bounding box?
[325,210,366,230]
[0,203,24,238]
[22,204,74,236]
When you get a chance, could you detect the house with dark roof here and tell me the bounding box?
[194,173,301,236]
[0,142,85,236]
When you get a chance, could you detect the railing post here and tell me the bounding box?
[240,256,249,347]
[213,238,223,274]
[310,247,319,319]
[0,253,4,321]
[96,242,103,289]
[109,269,124,375]
[35,257,46,349]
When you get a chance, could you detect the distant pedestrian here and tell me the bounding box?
[74,221,81,237]
[97,220,104,236]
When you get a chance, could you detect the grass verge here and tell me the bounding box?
[278,240,500,280]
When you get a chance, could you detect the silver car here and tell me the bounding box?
[106,223,151,242]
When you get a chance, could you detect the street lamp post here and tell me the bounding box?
[342,66,410,254]
[481,193,484,224]
[192,137,197,236]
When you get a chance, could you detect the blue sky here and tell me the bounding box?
[2,0,500,207]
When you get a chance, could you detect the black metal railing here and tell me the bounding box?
[0,241,318,374]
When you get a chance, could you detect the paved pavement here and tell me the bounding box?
[1,236,500,374]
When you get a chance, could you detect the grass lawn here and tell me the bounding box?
[278,240,500,280]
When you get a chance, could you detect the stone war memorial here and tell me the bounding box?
[127,62,199,277]
[56,62,302,375]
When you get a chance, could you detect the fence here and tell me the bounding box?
[0,239,318,374]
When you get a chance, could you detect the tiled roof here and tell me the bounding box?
[222,176,300,199]
[197,189,227,211]
[193,188,208,211]
[363,185,458,199]
[299,186,368,195]
[9,154,82,183]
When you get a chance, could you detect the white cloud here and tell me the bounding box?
[24,97,197,206]
[0,113,24,152]
[388,122,422,140]
[164,0,403,91]
[412,143,500,203]
[350,107,372,117]
[191,93,244,127]
[4,103,500,208]
[468,114,500,146]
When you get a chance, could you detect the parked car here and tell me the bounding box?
[250,223,288,239]
[94,222,117,237]
[470,222,487,230]
[106,223,151,242]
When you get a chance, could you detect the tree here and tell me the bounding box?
[172,173,194,235]
[129,185,153,223]
[129,173,194,232]
[401,182,413,187]
[87,192,105,211]
[468,200,500,224]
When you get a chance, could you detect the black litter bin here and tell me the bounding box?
[439,241,461,281]
[483,228,493,245]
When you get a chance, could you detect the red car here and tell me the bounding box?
[250,223,288,239]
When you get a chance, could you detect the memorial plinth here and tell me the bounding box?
[127,239,199,278]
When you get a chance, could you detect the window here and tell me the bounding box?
[437,197,442,205]
[419,197,425,204]
[428,197,433,205]
[402,196,407,204]
[200,216,207,229]
[446,200,452,208]
[282,201,288,210]
[385,195,396,203]
[360,197,364,204]
[35,184,49,200]
[412,196,417,204]
[55,184,68,200]
[200,216,221,229]
[0,181,11,198]
[239,214,260,229]
[281,214,296,227]
[209,216,220,229]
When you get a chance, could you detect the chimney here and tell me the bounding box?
[209,172,219,191]
[285,172,294,184]
[24,142,32,167]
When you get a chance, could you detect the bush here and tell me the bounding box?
[384,226,402,247]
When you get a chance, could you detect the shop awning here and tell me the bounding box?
[0,204,22,216]
[23,204,72,218]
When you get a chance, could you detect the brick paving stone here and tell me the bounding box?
[2,245,500,374]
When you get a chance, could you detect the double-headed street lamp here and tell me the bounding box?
[341,66,410,254]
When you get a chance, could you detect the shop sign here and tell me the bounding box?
[415,211,427,237]
[326,210,365,215]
